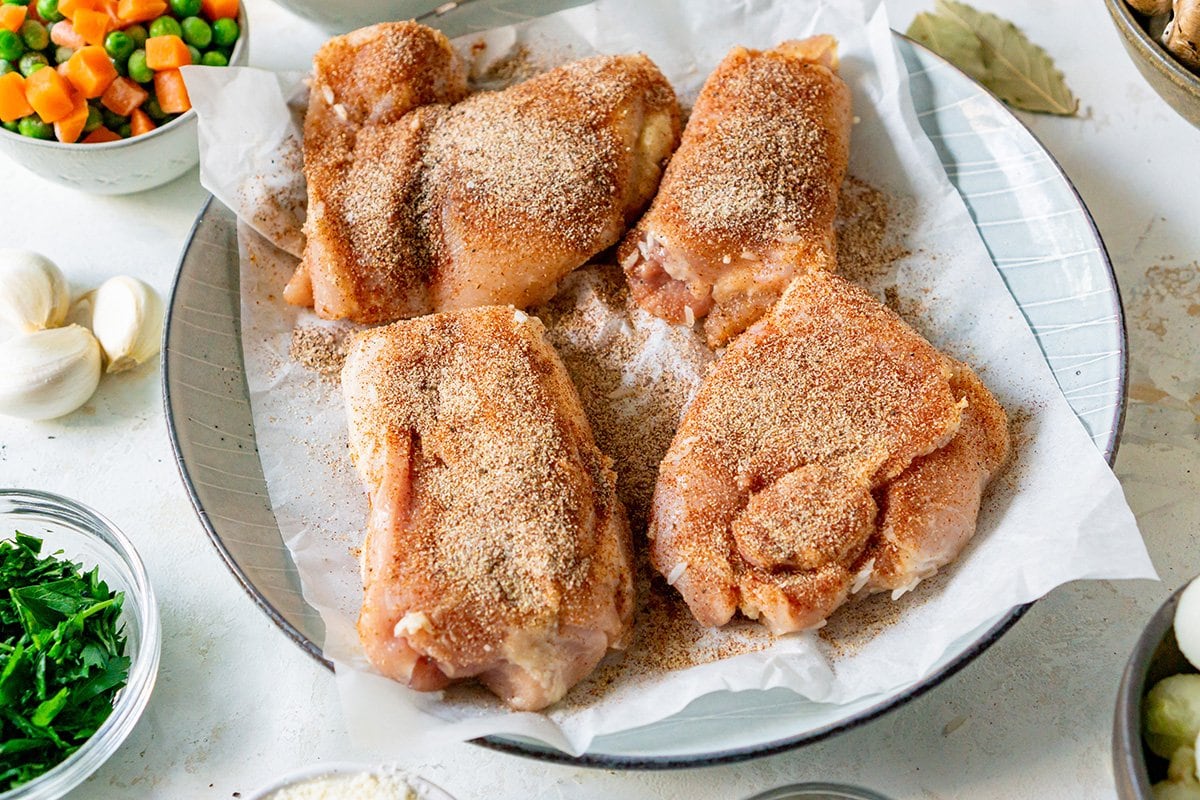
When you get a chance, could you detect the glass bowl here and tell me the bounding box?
[0,489,160,800]
[246,763,456,800]
[745,785,894,800]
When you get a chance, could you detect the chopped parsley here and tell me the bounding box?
[0,532,129,790]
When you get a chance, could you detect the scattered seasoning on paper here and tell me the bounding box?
[480,44,541,85]
[536,265,712,532]
[836,176,913,286]
[290,326,348,378]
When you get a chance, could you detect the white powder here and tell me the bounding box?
[265,771,416,800]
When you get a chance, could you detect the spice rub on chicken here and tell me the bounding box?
[619,36,852,347]
[342,306,635,711]
[285,21,470,310]
[288,22,682,325]
[649,271,1008,634]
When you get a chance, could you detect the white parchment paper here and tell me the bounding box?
[184,0,1156,756]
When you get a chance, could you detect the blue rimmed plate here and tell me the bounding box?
[162,34,1124,768]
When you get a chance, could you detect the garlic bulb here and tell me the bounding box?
[0,325,101,420]
[0,249,70,334]
[90,276,164,374]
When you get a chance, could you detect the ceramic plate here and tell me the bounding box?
[163,34,1126,768]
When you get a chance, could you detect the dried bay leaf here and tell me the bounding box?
[907,11,988,78]
[905,1,1079,116]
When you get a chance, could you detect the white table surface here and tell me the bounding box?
[0,0,1195,797]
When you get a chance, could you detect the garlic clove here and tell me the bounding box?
[90,276,164,374]
[0,325,101,421]
[0,249,70,334]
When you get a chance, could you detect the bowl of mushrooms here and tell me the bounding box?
[1105,0,1200,128]
[0,250,163,422]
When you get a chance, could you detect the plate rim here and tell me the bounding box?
[162,33,1128,770]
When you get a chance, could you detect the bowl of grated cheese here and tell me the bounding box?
[248,764,456,800]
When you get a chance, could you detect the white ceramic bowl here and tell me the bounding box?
[246,764,456,800]
[264,0,441,33]
[0,489,160,800]
[0,7,247,195]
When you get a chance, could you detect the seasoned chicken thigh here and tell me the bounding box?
[862,364,1010,596]
[342,306,634,711]
[290,33,682,325]
[285,21,470,309]
[620,36,852,347]
[650,271,1006,634]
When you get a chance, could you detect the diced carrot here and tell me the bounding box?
[64,45,117,98]
[0,72,33,123]
[99,0,122,29]
[58,0,101,17]
[153,68,189,113]
[100,75,146,115]
[53,92,89,142]
[129,106,154,136]
[116,0,166,23]
[200,0,237,19]
[0,4,27,33]
[82,125,121,143]
[72,8,109,47]
[24,67,76,123]
[50,20,87,49]
[145,35,190,70]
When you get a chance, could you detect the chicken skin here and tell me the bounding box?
[290,29,682,325]
[342,306,634,711]
[285,21,470,309]
[649,271,1007,634]
[861,364,1010,597]
[620,36,852,347]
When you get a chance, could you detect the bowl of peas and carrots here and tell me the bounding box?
[0,0,245,194]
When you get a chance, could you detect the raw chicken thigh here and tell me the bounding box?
[649,270,1008,634]
[289,22,681,325]
[620,36,851,347]
[342,306,634,710]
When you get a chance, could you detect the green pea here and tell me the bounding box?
[148,16,181,38]
[211,17,237,48]
[35,0,62,22]
[104,31,134,62]
[127,48,152,83]
[168,0,200,16]
[0,29,24,62]
[101,106,126,129]
[19,19,47,50]
[53,45,72,64]
[82,103,102,133]
[199,49,225,67]
[179,16,210,48]
[17,51,46,76]
[184,43,199,64]
[125,23,147,48]
[1,118,18,132]
[0,58,12,74]
[116,122,130,138]
[143,94,166,120]
[18,116,53,139]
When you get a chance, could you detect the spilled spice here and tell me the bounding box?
[836,175,913,286]
[289,326,348,377]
